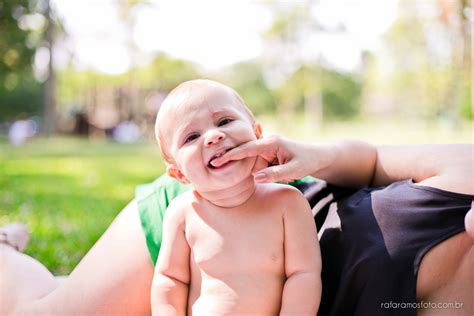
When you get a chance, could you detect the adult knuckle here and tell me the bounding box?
[271,167,282,179]
[267,135,279,144]
[273,135,282,144]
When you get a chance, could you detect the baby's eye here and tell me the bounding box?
[218,118,233,127]
[184,133,199,144]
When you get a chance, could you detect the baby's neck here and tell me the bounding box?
[196,176,257,208]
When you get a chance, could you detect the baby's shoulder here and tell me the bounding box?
[259,184,312,218]
[164,190,196,221]
[258,183,306,204]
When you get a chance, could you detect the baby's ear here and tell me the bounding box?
[254,123,263,139]
[167,164,190,184]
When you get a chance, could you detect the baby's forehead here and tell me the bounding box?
[160,84,244,118]
[156,81,254,140]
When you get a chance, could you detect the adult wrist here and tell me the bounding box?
[307,142,338,178]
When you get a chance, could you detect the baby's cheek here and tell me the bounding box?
[184,166,200,181]
[235,125,257,140]
[180,160,200,179]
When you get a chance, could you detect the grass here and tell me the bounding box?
[0,118,472,274]
[0,137,165,274]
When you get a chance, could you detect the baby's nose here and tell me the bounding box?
[204,131,225,147]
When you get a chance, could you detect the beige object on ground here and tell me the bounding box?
[0,223,30,252]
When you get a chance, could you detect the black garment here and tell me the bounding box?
[295,180,473,316]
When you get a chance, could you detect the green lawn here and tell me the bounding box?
[0,137,165,274]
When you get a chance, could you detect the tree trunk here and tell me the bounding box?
[43,0,56,135]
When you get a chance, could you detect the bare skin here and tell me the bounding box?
[152,80,321,315]
[153,185,320,315]
[417,232,473,315]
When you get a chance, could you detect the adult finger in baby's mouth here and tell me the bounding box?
[211,157,226,167]
[212,150,238,166]
[212,144,257,166]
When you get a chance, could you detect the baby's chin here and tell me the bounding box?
[203,158,255,189]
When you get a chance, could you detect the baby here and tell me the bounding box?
[152,79,321,315]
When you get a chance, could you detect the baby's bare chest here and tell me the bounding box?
[185,209,285,275]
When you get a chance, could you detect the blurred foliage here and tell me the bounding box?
[362,0,472,121]
[220,61,276,115]
[56,68,129,106]
[1,0,471,125]
[56,55,200,108]
[0,0,45,120]
[460,81,472,120]
[134,55,200,91]
[0,75,42,119]
[275,65,319,114]
[381,16,451,117]
[0,0,39,75]
[320,69,361,119]
[273,65,361,119]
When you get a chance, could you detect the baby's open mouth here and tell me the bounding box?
[207,148,232,169]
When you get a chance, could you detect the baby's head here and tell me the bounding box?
[155,79,262,192]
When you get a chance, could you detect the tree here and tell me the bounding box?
[363,0,471,121]
[42,0,56,134]
[217,61,275,115]
[0,0,42,121]
[135,54,200,91]
[0,0,62,131]
[260,2,347,123]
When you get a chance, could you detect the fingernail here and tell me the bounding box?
[254,173,267,182]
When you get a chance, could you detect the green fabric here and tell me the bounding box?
[136,174,192,265]
[136,174,316,265]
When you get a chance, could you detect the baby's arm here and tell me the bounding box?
[280,188,322,316]
[151,198,190,316]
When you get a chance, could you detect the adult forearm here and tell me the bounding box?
[216,137,472,191]
[151,274,188,316]
[372,144,474,194]
[280,271,321,316]
[310,140,377,187]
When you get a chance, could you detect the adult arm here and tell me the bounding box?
[372,144,474,194]
[213,137,474,194]
[151,200,190,316]
[280,188,322,315]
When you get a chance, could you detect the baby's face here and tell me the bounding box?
[158,84,261,192]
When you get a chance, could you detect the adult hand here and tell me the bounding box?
[211,135,335,183]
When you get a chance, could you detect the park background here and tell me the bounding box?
[1,0,473,274]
